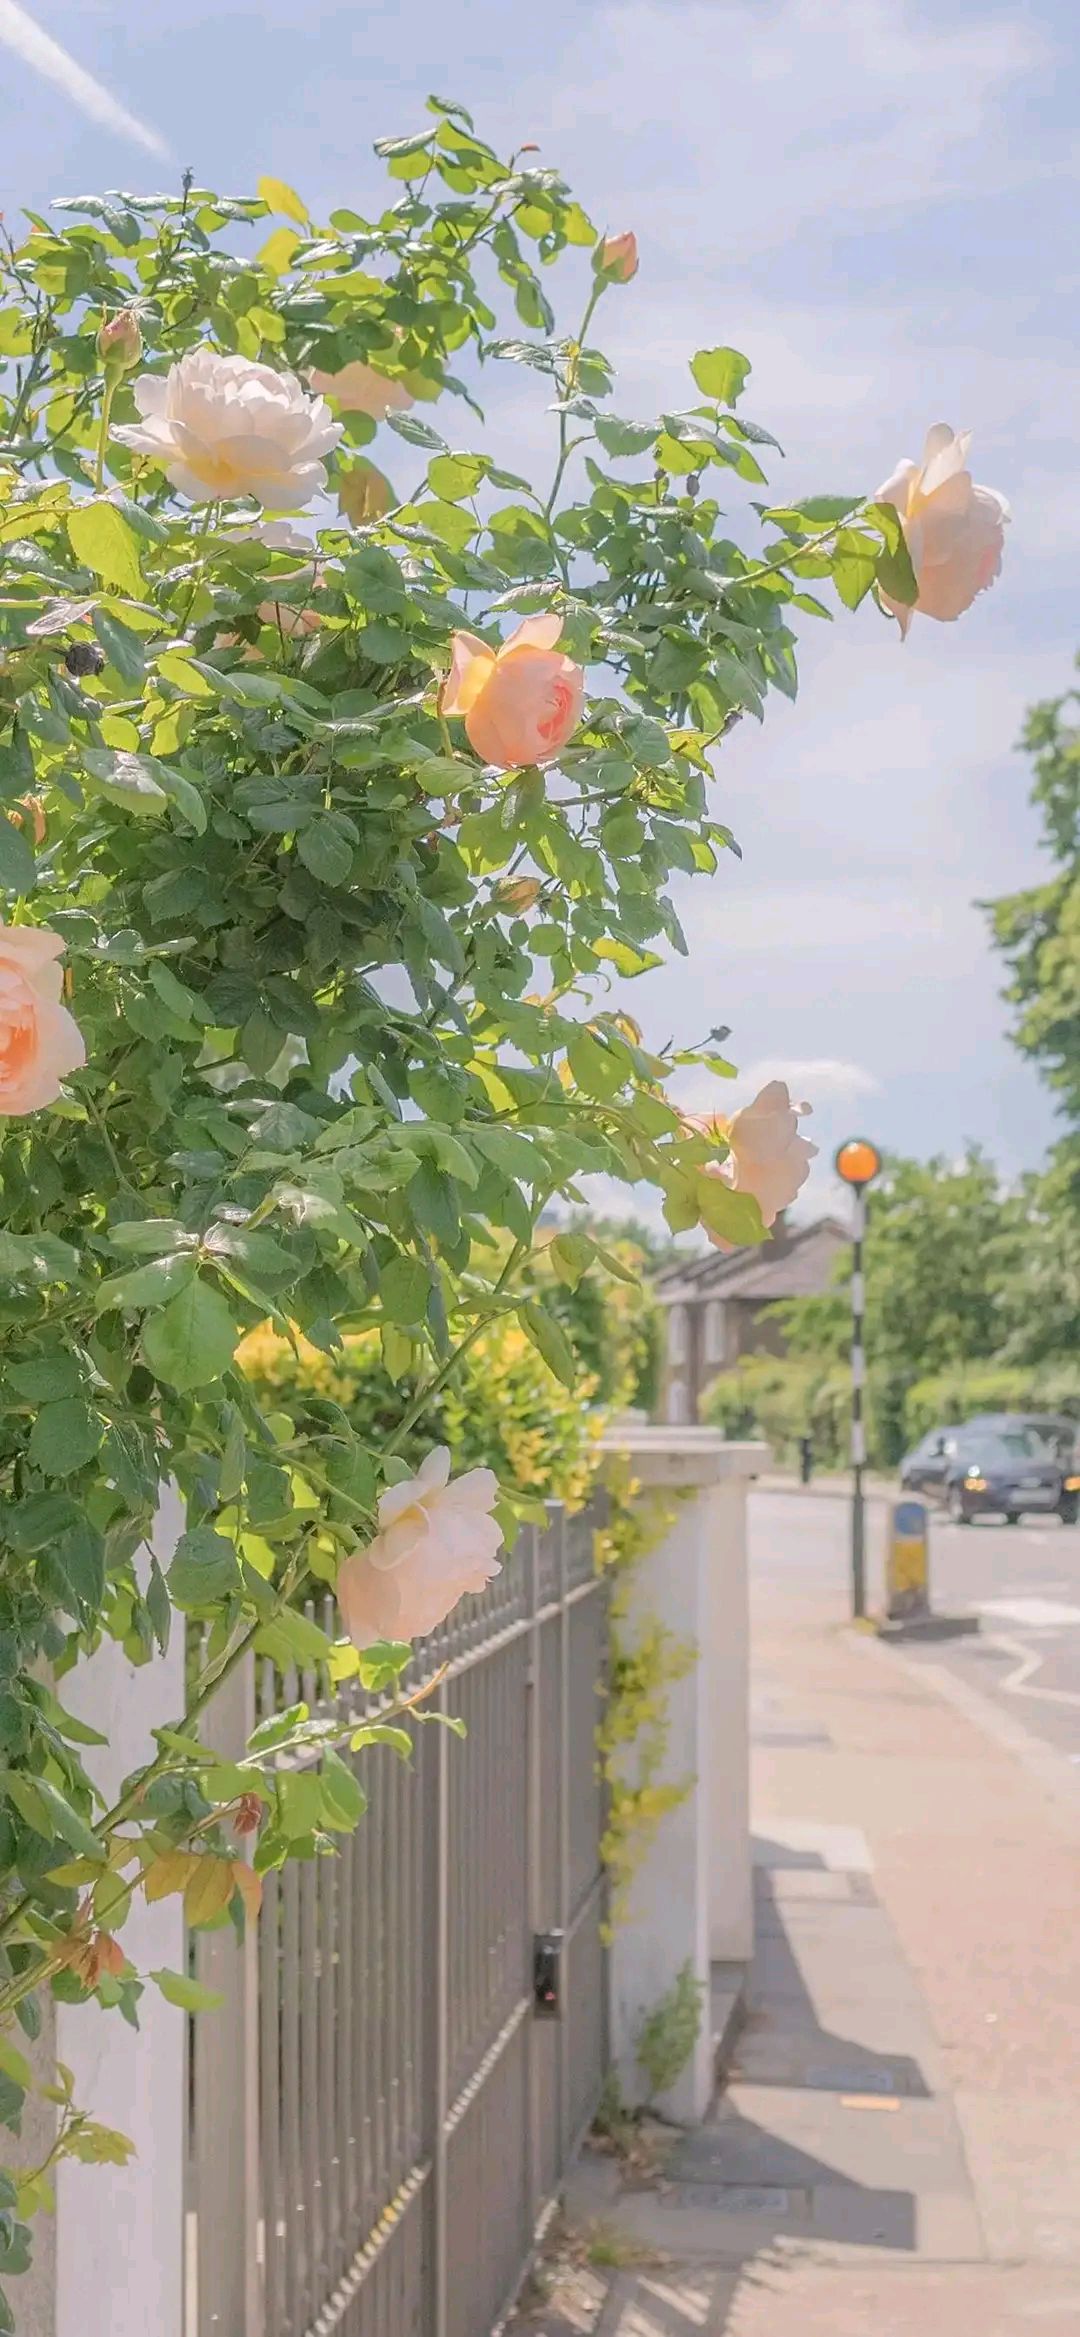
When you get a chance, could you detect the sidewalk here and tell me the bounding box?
[544,1563,1080,2335]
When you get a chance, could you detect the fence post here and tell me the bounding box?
[54,1489,187,2337]
[598,1428,766,2124]
[193,1648,262,2337]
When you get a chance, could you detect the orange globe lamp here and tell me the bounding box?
[834,1136,882,1189]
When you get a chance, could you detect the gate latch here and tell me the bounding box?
[533,1930,563,2018]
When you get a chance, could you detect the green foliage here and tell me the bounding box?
[904,1362,1080,1441]
[237,1312,601,1519]
[0,96,902,2303]
[705,1149,1025,1466]
[596,1471,696,1930]
[988,665,1080,1122]
[635,1960,706,2104]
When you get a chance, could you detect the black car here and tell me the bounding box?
[899,1426,964,1500]
[942,1426,1075,1525]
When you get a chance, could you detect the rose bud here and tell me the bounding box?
[96,307,143,378]
[595,231,638,283]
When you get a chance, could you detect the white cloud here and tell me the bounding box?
[740,1056,880,1104]
[550,0,1052,257]
[0,0,170,157]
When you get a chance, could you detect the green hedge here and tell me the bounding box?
[703,1352,1080,1470]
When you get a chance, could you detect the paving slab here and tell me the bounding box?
[595,2264,1080,2336]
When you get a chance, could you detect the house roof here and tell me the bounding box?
[655,1216,849,1305]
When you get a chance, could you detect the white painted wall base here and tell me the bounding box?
[54,1488,187,2337]
[600,1428,765,2124]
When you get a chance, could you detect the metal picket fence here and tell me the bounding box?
[187,1496,609,2337]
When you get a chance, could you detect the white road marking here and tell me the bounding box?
[976,1597,1080,1629]
[983,1632,1080,1711]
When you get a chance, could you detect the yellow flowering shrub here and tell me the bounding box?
[237,1317,600,1518]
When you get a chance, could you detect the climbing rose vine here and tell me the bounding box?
[0,99,1003,2315]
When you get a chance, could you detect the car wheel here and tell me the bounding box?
[1004,1511,1019,1527]
[948,1485,971,1525]
[1060,1497,1078,1526]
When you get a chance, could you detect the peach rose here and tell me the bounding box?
[876,424,1008,638]
[696,1079,817,1247]
[307,360,413,421]
[0,923,85,1116]
[597,231,638,283]
[336,1446,504,1648]
[440,615,584,771]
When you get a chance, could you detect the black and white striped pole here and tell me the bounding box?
[835,1138,883,1620]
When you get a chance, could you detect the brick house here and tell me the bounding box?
[653,1213,849,1422]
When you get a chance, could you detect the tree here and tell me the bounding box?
[987,666,1080,1120]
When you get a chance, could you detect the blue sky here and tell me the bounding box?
[2,0,1077,1216]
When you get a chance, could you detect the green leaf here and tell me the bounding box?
[296,814,355,887]
[520,1299,577,1389]
[253,1607,334,1667]
[66,502,144,596]
[81,748,168,819]
[277,1770,323,1840]
[690,347,751,405]
[142,1276,238,1392]
[249,1702,308,1755]
[355,1639,412,1691]
[593,414,658,459]
[349,1721,413,1758]
[319,1748,367,1831]
[257,173,308,224]
[203,1224,297,1280]
[0,1231,79,1285]
[151,1969,224,2013]
[8,1350,83,1400]
[427,452,487,500]
[9,1773,104,1862]
[106,1217,189,1256]
[873,525,919,609]
[167,1526,243,1609]
[92,608,146,684]
[831,547,879,612]
[47,1514,106,1619]
[28,1399,103,1479]
[378,1252,430,1326]
[96,1251,197,1313]
[0,817,35,896]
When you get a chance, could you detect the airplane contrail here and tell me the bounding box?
[0,0,171,159]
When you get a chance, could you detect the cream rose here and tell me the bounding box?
[696,1079,817,1246]
[0,923,86,1116]
[336,1446,504,1648]
[440,615,585,771]
[114,348,342,509]
[876,424,1008,638]
[307,359,414,421]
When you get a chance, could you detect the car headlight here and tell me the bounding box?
[1065,1476,1080,1492]
[965,1474,987,1491]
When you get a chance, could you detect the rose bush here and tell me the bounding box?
[0,99,994,2313]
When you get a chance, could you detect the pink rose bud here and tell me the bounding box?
[595,231,638,283]
[96,307,143,377]
[439,615,584,772]
[876,424,1008,638]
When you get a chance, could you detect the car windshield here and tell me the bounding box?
[966,1430,1052,1466]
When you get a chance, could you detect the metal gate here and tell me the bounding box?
[188,1496,609,2337]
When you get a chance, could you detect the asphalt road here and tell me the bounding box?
[749,1484,1080,1763]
